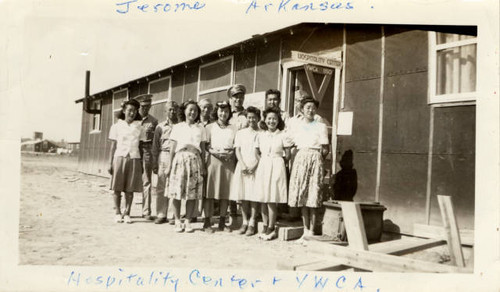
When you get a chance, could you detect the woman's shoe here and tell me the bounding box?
[238,224,248,235]
[114,214,123,223]
[245,225,256,236]
[174,221,184,232]
[185,221,194,233]
[123,215,132,224]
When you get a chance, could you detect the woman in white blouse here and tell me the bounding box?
[288,96,330,242]
[166,100,207,233]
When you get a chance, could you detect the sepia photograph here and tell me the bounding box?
[1,0,499,291]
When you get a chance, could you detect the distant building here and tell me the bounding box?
[75,23,477,233]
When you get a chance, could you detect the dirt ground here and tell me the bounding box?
[19,153,471,270]
[19,153,325,269]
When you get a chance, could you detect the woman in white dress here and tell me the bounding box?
[254,107,292,240]
[230,106,261,236]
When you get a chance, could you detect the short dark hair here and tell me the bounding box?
[265,89,281,104]
[300,96,320,109]
[259,107,285,131]
[116,99,142,120]
[210,101,233,124]
[243,106,261,121]
[178,100,201,123]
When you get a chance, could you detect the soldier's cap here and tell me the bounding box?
[134,94,153,105]
[227,84,246,98]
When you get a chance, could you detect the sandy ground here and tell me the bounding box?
[19,153,472,270]
[19,154,324,269]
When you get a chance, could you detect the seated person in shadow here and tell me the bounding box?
[333,150,357,202]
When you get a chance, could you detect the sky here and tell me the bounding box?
[8,0,495,143]
[14,0,298,142]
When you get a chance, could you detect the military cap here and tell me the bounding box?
[134,94,153,105]
[227,84,246,98]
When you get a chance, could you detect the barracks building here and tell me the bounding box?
[75,23,477,234]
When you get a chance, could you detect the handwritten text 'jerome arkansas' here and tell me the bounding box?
[115,0,355,14]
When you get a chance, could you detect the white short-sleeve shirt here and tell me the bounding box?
[234,127,259,166]
[292,119,329,149]
[108,119,147,159]
[256,130,292,158]
[169,122,207,153]
[206,122,237,152]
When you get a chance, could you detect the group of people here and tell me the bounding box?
[108,84,330,241]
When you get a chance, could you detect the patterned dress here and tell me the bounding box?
[288,119,329,208]
[168,122,206,200]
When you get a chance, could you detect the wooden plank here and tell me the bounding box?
[437,195,465,267]
[306,240,470,273]
[298,237,444,271]
[340,202,368,250]
[413,223,474,246]
[369,237,445,255]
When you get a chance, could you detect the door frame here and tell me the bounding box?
[280,53,343,174]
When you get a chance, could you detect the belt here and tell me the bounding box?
[298,148,321,152]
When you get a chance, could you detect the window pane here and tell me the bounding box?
[436,44,476,95]
[149,78,170,102]
[199,59,232,92]
[436,33,475,45]
[113,90,127,111]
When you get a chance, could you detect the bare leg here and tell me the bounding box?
[185,199,196,222]
[241,201,250,225]
[268,203,278,231]
[172,199,181,221]
[113,191,122,215]
[310,207,318,236]
[123,192,133,216]
[219,199,229,217]
[249,202,259,226]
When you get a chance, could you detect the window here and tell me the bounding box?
[429,31,477,104]
[148,76,171,104]
[198,56,234,100]
[91,100,102,132]
[112,88,128,112]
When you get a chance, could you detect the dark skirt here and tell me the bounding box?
[110,156,143,193]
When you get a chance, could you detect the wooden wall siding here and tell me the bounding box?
[345,25,382,82]
[149,103,165,122]
[377,29,430,232]
[336,79,380,202]
[234,50,256,92]
[339,26,382,202]
[255,39,280,92]
[129,82,148,99]
[171,68,185,104]
[299,25,343,53]
[183,67,198,102]
[429,105,475,229]
[78,95,113,177]
[341,79,381,152]
[380,154,428,232]
[382,73,430,153]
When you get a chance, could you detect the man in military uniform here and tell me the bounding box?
[226,84,248,228]
[135,94,158,220]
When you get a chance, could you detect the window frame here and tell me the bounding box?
[112,88,129,113]
[148,76,172,105]
[90,99,102,134]
[197,55,234,99]
[428,31,477,104]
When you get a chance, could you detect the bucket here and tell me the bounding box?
[322,200,387,243]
